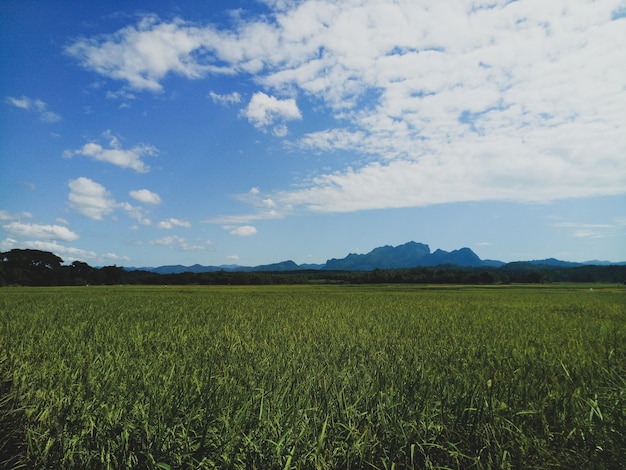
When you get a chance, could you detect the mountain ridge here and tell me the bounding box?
[126,241,626,274]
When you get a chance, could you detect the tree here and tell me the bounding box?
[0,249,64,285]
[70,261,95,285]
[97,266,126,285]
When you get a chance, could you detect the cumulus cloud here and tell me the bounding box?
[130,189,161,205]
[157,218,191,229]
[6,95,61,122]
[227,225,257,236]
[64,131,155,172]
[68,177,117,220]
[68,177,152,224]
[65,2,626,213]
[243,92,301,131]
[66,16,234,92]
[2,221,79,242]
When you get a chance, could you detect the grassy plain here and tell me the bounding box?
[0,284,624,469]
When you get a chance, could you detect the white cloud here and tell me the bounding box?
[553,219,626,239]
[130,189,162,205]
[101,252,132,263]
[152,235,181,245]
[66,16,234,92]
[277,138,626,212]
[0,239,92,261]
[209,91,241,106]
[262,198,276,208]
[150,235,204,251]
[296,129,367,153]
[272,124,288,137]
[40,111,62,123]
[205,187,285,224]
[157,218,191,229]
[68,177,117,220]
[243,92,301,130]
[0,210,32,221]
[208,211,282,225]
[117,202,152,226]
[3,221,79,242]
[68,177,155,224]
[106,89,136,101]
[65,3,626,213]
[0,238,128,264]
[227,225,257,236]
[6,95,61,122]
[6,96,34,109]
[64,131,155,173]
[266,0,626,211]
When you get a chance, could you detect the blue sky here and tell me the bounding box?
[1,0,625,267]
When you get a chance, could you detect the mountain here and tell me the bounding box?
[144,264,222,274]
[581,260,626,266]
[236,260,300,272]
[126,241,624,274]
[527,258,583,268]
[324,242,431,270]
[129,242,498,274]
[502,259,585,269]
[323,242,491,270]
[425,247,484,267]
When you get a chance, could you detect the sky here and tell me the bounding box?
[1,0,626,268]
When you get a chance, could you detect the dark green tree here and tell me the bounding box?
[0,249,64,285]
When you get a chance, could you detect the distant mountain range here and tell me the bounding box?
[127,241,626,274]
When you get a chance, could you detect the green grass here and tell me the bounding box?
[0,284,625,469]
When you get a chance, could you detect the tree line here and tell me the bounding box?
[1,249,625,287]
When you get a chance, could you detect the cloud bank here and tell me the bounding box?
[66,1,626,215]
[2,222,79,242]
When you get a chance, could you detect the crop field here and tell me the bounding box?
[0,284,624,469]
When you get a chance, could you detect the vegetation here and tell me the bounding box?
[1,284,624,469]
[2,249,626,287]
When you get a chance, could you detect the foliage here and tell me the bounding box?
[0,249,63,286]
[2,249,626,286]
[1,285,625,469]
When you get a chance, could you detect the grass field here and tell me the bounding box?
[0,284,624,469]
